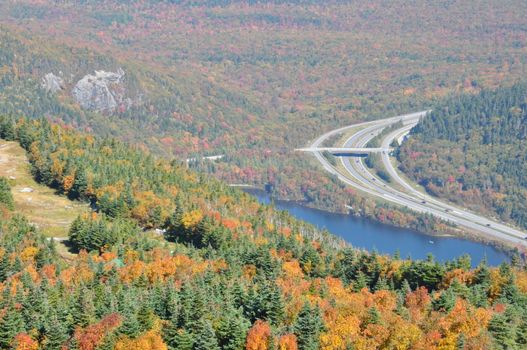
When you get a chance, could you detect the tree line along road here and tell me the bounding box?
[302,111,527,248]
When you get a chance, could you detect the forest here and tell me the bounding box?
[0,116,526,349]
[398,83,527,230]
[0,0,525,222]
[0,1,526,348]
[0,26,464,239]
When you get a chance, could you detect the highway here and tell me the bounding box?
[305,111,527,247]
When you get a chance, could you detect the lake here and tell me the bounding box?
[245,189,510,266]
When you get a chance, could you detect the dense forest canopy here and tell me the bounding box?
[0,0,525,219]
[0,1,527,348]
[0,27,462,238]
[399,83,527,229]
[0,116,527,349]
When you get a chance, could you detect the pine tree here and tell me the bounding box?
[365,307,381,326]
[374,277,389,291]
[488,313,516,350]
[510,249,521,268]
[177,284,199,329]
[0,254,11,283]
[150,283,167,319]
[193,319,220,350]
[166,196,185,242]
[516,318,527,347]
[22,285,48,332]
[217,307,249,350]
[118,306,141,338]
[353,271,368,292]
[43,314,68,350]
[0,118,16,141]
[432,289,456,312]
[171,329,194,350]
[294,303,324,350]
[262,282,284,326]
[76,289,96,327]
[69,167,88,200]
[163,316,179,350]
[137,302,155,333]
[0,302,26,348]
[0,177,14,210]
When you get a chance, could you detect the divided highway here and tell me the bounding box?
[304,111,527,247]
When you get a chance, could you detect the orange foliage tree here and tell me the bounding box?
[74,313,121,350]
[246,320,272,350]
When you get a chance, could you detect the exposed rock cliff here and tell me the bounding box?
[41,73,64,93]
[72,68,130,113]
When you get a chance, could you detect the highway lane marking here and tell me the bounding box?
[307,111,527,246]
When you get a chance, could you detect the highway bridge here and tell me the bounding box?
[296,147,392,155]
[303,111,527,248]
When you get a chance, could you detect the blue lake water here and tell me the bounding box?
[245,189,510,266]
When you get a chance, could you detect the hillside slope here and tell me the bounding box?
[0,0,526,216]
[399,83,527,229]
[0,140,88,237]
[0,117,527,349]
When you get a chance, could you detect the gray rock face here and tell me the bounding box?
[72,68,127,113]
[41,73,64,93]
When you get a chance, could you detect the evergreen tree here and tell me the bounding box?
[171,329,194,350]
[76,289,96,327]
[261,282,284,326]
[0,254,11,283]
[0,302,26,348]
[217,307,249,350]
[353,271,368,292]
[137,302,155,333]
[294,303,324,350]
[70,167,88,200]
[43,314,68,350]
[516,318,527,347]
[432,289,456,312]
[0,118,16,141]
[374,277,389,291]
[118,303,141,338]
[193,319,220,350]
[364,307,381,326]
[488,313,516,350]
[0,177,14,210]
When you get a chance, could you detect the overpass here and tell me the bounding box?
[296,147,393,156]
[301,110,527,247]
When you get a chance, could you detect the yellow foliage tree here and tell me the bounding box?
[181,209,203,229]
[114,330,167,350]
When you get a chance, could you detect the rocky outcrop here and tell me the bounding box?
[72,68,130,113]
[41,73,64,93]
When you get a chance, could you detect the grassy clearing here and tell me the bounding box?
[0,140,89,238]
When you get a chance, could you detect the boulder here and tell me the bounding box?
[72,68,127,113]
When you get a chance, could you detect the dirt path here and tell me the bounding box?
[0,140,88,238]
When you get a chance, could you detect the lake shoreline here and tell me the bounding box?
[242,188,512,265]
